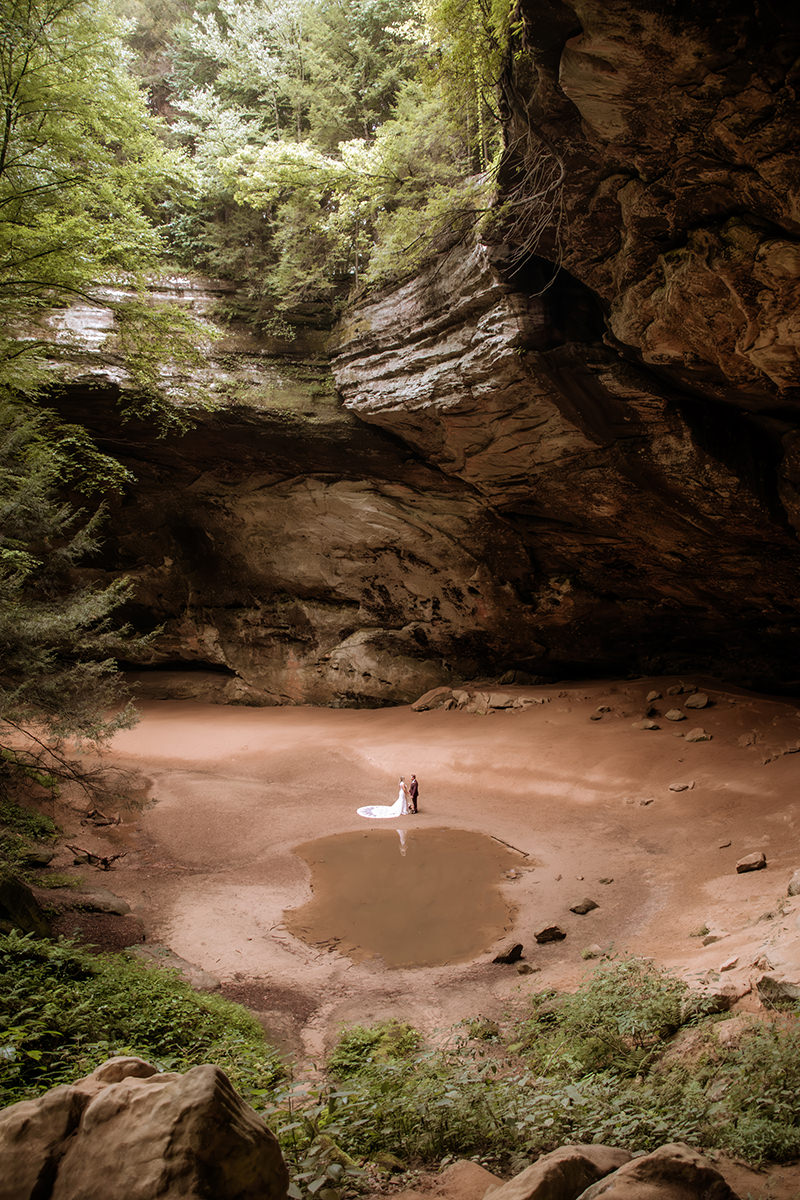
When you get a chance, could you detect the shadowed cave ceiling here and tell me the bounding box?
[47,0,800,705]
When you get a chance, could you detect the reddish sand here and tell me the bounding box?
[53,675,800,1079]
[40,674,800,1198]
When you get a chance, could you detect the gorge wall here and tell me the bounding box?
[47,1,800,704]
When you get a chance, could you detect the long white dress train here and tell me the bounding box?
[357,782,409,819]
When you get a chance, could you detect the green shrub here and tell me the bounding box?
[0,794,59,876]
[518,956,715,1075]
[0,931,284,1106]
[327,1020,421,1079]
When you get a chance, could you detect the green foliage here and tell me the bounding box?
[424,0,516,170]
[518,956,715,1074]
[327,1019,421,1079]
[157,0,497,323]
[0,0,214,420]
[289,961,800,1171]
[0,930,285,1105]
[0,398,143,752]
[0,790,58,876]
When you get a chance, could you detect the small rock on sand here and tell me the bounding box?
[736,851,767,873]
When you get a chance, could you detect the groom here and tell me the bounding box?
[408,774,419,813]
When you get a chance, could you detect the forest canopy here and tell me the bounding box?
[137,0,514,329]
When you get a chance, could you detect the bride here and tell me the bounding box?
[357,778,409,819]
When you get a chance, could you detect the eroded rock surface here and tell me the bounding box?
[0,1056,288,1200]
[40,4,800,702]
[332,2,800,691]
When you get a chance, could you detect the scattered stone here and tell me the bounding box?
[20,848,55,867]
[0,1057,289,1200]
[684,692,710,709]
[685,727,712,742]
[737,731,758,747]
[719,840,732,849]
[129,944,222,992]
[577,1142,738,1199]
[633,719,660,731]
[668,780,695,792]
[757,974,800,1004]
[410,686,453,712]
[596,705,612,713]
[486,691,521,709]
[599,877,614,885]
[435,1158,503,1200]
[583,944,603,959]
[372,1151,406,1174]
[492,942,523,964]
[482,1143,630,1200]
[0,870,50,937]
[788,869,800,896]
[516,962,537,975]
[736,851,767,873]
[666,684,683,695]
[535,925,567,944]
[702,931,726,946]
[720,957,739,972]
[589,713,603,721]
[645,689,662,703]
[72,888,131,916]
[638,796,654,806]
[665,708,686,722]
[570,898,599,915]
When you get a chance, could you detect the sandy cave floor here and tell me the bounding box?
[47,674,800,1073]
[34,674,800,1198]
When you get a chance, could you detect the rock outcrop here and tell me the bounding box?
[41,3,800,703]
[46,280,544,706]
[0,1056,289,1200]
[332,2,800,691]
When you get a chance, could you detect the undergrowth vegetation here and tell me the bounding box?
[0,788,58,877]
[3,943,800,1192]
[273,959,800,1187]
[0,931,284,1106]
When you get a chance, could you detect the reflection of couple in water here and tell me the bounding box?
[357,773,419,819]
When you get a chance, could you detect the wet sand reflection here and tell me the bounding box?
[285,827,517,968]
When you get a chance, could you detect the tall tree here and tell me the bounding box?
[0,0,201,767]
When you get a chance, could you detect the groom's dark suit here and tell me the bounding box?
[408,776,419,813]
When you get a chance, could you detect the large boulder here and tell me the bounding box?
[0,871,49,937]
[0,1056,289,1200]
[576,1142,740,1198]
[483,1144,631,1200]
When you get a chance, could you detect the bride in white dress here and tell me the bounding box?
[357,778,409,819]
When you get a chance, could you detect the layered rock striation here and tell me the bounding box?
[332,1,800,689]
[41,4,800,701]
[46,281,543,705]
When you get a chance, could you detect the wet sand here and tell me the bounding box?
[61,675,800,1065]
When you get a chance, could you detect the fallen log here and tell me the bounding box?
[67,844,126,870]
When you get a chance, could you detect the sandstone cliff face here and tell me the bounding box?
[48,281,543,705]
[332,1,800,689]
[45,4,800,701]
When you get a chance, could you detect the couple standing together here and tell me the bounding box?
[356,773,419,820]
[397,774,419,814]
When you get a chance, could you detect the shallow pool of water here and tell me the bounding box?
[285,827,518,968]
